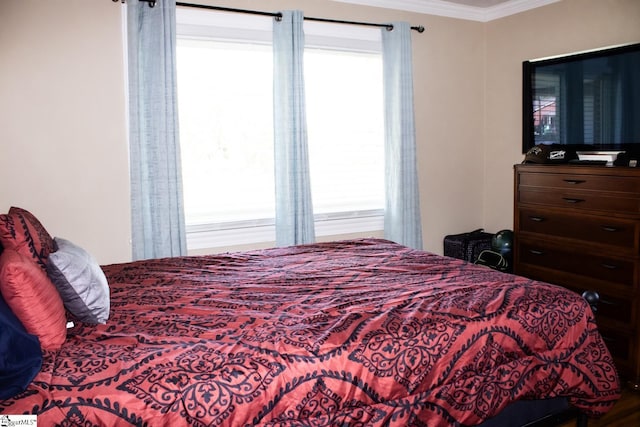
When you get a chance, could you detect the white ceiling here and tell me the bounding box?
[441,0,512,6]
[330,0,562,22]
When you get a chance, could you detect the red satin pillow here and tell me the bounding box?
[0,207,56,270]
[0,250,67,351]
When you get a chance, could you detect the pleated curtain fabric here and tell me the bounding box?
[127,0,187,260]
[382,23,424,250]
[273,10,316,247]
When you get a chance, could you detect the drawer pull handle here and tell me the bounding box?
[529,216,545,222]
[599,298,616,306]
[528,249,544,256]
[601,226,619,232]
[601,263,619,270]
[563,179,586,184]
[562,197,585,204]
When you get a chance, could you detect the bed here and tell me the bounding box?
[0,222,621,426]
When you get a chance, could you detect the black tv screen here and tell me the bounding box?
[522,43,640,154]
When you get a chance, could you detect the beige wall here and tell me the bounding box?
[483,0,640,232]
[1,0,638,264]
[0,0,131,264]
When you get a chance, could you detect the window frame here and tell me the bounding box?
[176,8,385,251]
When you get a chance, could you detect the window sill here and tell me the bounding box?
[186,210,383,251]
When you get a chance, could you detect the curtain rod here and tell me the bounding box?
[113,0,425,33]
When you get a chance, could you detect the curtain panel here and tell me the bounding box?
[127,0,187,260]
[273,10,316,247]
[382,23,423,250]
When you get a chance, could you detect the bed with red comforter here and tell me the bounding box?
[0,238,620,426]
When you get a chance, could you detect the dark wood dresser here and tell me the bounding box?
[513,163,640,389]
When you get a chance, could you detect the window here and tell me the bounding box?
[177,39,274,225]
[176,9,384,250]
[305,48,384,217]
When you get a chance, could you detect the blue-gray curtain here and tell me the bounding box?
[127,0,187,260]
[382,23,423,250]
[273,10,316,246]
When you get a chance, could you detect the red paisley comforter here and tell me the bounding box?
[1,239,620,426]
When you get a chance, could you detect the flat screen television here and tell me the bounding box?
[522,42,640,155]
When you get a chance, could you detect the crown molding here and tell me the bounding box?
[329,0,562,22]
[482,0,562,21]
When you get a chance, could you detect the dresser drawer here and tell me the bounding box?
[518,171,640,194]
[517,263,636,326]
[518,207,639,252]
[517,239,636,289]
[518,187,640,214]
[597,293,636,326]
[598,326,633,363]
[561,283,635,325]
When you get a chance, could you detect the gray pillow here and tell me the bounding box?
[46,238,110,324]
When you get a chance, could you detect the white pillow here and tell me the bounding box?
[46,238,110,324]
